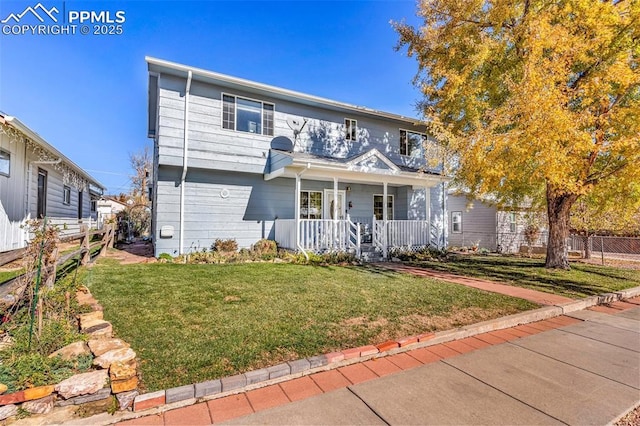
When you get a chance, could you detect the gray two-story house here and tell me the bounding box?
[146,57,447,259]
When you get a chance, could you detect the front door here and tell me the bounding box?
[324,190,346,219]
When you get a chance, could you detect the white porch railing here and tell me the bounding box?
[275,217,430,259]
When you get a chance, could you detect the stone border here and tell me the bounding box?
[74,284,640,425]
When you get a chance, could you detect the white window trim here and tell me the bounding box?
[323,189,346,220]
[221,92,275,136]
[399,128,427,157]
[345,118,357,142]
[451,211,462,233]
[0,149,9,177]
[509,212,517,233]
[63,185,71,205]
[373,194,394,220]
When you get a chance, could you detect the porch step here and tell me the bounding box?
[360,251,384,263]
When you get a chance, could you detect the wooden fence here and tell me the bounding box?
[0,224,115,302]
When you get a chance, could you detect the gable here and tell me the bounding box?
[347,149,399,174]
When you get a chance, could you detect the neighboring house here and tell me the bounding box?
[96,196,127,229]
[0,113,105,252]
[447,193,545,253]
[146,57,448,259]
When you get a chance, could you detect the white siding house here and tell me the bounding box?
[0,113,105,252]
[147,57,449,259]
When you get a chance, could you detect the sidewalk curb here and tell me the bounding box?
[65,285,640,425]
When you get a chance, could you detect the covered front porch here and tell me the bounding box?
[267,148,445,260]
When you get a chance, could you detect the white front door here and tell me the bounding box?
[324,190,346,219]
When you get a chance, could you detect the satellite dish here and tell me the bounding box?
[286,117,308,144]
[271,136,294,152]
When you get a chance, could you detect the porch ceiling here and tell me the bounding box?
[266,149,446,188]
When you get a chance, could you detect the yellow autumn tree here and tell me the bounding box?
[395,0,640,268]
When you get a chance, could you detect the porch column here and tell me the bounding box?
[425,186,431,246]
[295,173,301,249]
[333,177,338,248]
[383,181,388,258]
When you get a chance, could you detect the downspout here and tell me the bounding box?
[295,165,310,261]
[179,70,193,255]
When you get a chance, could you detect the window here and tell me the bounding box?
[37,169,47,218]
[509,212,517,233]
[373,195,394,220]
[0,150,9,177]
[90,199,97,213]
[222,94,274,136]
[400,129,427,156]
[63,186,71,205]
[345,118,357,141]
[78,190,83,219]
[300,191,322,219]
[452,211,462,233]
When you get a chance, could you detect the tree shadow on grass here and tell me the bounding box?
[408,256,639,298]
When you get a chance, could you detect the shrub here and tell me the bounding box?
[158,253,173,262]
[212,239,238,253]
[251,239,277,260]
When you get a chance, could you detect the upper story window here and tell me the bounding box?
[345,118,357,141]
[0,150,9,177]
[222,94,274,136]
[451,211,462,233]
[400,129,427,157]
[63,185,71,205]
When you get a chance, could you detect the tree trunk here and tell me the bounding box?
[584,235,592,259]
[545,184,578,269]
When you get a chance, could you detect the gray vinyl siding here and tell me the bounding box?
[155,75,432,175]
[496,210,528,253]
[447,195,498,251]
[152,165,433,255]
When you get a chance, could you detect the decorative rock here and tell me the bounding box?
[76,292,98,306]
[78,311,104,326]
[48,341,91,360]
[93,347,136,369]
[0,404,18,421]
[110,359,137,381]
[55,370,109,399]
[24,385,54,401]
[111,376,138,394]
[116,390,138,411]
[0,384,7,395]
[80,317,108,332]
[56,387,112,406]
[84,321,113,339]
[88,338,129,356]
[22,395,54,414]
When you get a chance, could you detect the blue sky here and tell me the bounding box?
[0,0,423,193]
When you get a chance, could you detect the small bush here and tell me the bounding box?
[158,253,173,262]
[251,239,278,260]
[212,239,238,253]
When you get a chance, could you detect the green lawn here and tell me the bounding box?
[409,255,640,298]
[84,260,536,391]
[0,269,21,284]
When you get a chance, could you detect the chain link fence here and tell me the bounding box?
[568,235,640,263]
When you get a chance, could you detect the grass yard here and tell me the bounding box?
[409,255,640,298]
[84,260,536,391]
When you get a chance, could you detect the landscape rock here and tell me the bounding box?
[76,291,98,306]
[48,341,91,360]
[0,390,25,405]
[55,370,109,399]
[110,359,137,381]
[24,385,55,401]
[87,338,129,356]
[56,387,111,406]
[22,395,54,414]
[83,321,113,339]
[78,311,104,327]
[93,347,136,369]
[110,376,138,394]
[116,390,138,411]
[0,383,7,395]
[0,334,14,351]
[0,404,18,420]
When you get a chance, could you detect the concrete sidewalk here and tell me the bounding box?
[221,305,640,425]
[112,300,640,425]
